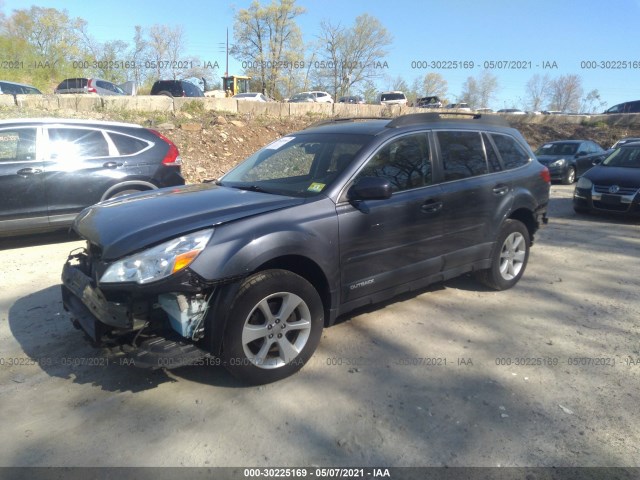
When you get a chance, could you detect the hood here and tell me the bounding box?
[73,183,304,260]
[584,165,640,187]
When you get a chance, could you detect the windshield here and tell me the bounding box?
[535,142,578,156]
[602,147,640,168]
[220,133,370,197]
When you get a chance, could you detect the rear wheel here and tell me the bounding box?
[107,189,142,199]
[562,166,576,185]
[222,269,324,385]
[476,219,530,291]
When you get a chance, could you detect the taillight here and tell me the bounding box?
[87,79,97,94]
[540,166,551,184]
[149,129,182,167]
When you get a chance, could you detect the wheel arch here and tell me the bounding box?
[508,207,537,242]
[100,180,157,201]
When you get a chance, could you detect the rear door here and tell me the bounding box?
[42,126,125,224]
[0,126,47,229]
[433,130,510,269]
[337,131,445,302]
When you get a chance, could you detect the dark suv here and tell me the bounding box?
[0,119,184,237]
[62,113,550,384]
[150,80,204,97]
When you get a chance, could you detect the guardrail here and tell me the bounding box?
[2,94,640,126]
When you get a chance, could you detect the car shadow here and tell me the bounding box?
[0,229,80,250]
[8,285,245,391]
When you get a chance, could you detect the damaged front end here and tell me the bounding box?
[61,233,217,369]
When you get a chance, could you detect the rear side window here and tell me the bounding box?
[482,133,502,172]
[491,134,530,170]
[48,128,110,159]
[0,128,37,162]
[108,132,149,155]
[359,133,431,192]
[437,131,487,181]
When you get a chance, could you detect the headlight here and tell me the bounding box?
[549,158,566,167]
[100,228,214,284]
[576,177,593,189]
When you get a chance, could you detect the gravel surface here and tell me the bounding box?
[0,184,639,468]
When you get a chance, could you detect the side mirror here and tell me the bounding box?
[348,176,393,202]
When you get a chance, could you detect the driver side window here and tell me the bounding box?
[357,133,431,192]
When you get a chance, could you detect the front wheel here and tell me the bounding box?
[476,219,530,291]
[562,166,576,185]
[222,269,324,384]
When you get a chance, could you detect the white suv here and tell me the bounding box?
[379,91,408,105]
[303,91,334,103]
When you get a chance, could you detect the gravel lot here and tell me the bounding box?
[0,184,639,468]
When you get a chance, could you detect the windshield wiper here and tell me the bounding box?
[229,184,270,193]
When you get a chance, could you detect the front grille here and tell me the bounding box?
[593,184,639,196]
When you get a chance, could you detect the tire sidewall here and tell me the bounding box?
[222,269,324,384]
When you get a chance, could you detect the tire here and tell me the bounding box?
[562,166,576,185]
[476,219,530,291]
[222,269,324,385]
[157,90,173,98]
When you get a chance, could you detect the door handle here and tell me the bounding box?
[103,161,122,169]
[17,167,43,176]
[492,184,510,196]
[421,200,443,213]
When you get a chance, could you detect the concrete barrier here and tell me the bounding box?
[0,95,15,107]
[57,94,102,112]
[14,94,59,110]
[288,102,333,116]
[102,95,174,112]
[237,100,289,117]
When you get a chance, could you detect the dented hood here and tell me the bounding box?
[73,183,304,260]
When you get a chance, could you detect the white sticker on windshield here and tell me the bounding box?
[542,144,552,148]
[265,136,295,150]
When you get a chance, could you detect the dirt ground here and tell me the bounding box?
[0,184,639,469]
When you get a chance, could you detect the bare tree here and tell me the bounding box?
[422,73,448,99]
[315,13,392,99]
[580,89,607,114]
[524,74,551,111]
[147,24,187,80]
[460,71,498,108]
[231,0,305,98]
[549,74,583,112]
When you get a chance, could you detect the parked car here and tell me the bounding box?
[338,95,365,104]
[0,80,42,95]
[476,108,495,114]
[304,91,334,103]
[497,109,526,115]
[61,112,550,385]
[55,78,126,95]
[445,103,472,112]
[150,80,204,98]
[379,91,408,105]
[415,96,442,108]
[603,100,640,114]
[232,92,271,102]
[287,92,315,103]
[0,118,184,237]
[611,137,640,149]
[573,142,640,215]
[534,140,606,184]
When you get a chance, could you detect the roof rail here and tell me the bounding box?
[386,112,509,128]
[305,117,386,129]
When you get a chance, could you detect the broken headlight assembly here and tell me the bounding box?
[100,228,214,285]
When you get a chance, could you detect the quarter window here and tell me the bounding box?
[437,131,487,181]
[108,132,149,155]
[358,133,431,192]
[491,134,530,170]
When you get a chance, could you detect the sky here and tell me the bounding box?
[3,0,640,110]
